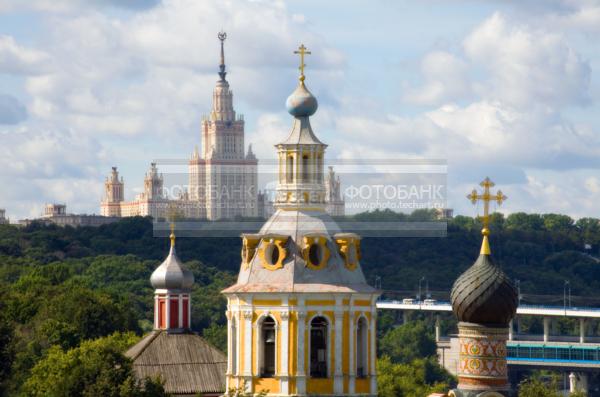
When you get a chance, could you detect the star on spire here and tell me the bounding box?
[218,31,227,81]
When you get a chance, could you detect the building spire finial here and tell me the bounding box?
[218,31,227,81]
[169,222,176,250]
[466,177,507,255]
[293,44,311,83]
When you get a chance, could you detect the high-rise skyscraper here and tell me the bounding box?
[188,31,258,219]
[101,32,258,220]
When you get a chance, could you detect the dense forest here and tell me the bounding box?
[1,209,599,395]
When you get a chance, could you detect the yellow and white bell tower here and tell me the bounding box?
[222,45,379,397]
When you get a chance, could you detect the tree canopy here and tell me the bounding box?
[22,332,167,397]
[1,211,599,394]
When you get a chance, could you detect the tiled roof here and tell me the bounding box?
[126,331,227,396]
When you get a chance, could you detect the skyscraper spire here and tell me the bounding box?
[218,31,227,81]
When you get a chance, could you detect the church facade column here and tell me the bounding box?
[225,310,233,391]
[280,310,290,394]
[154,294,159,329]
[334,304,344,394]
[243,307,253,392]
[348,304,356,395]
[296,310,307,395]
[165,295,171,329]
[369,308,377,394]
[178,293,183,328]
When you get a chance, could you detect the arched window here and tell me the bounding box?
[302,154,310,182]
[317,153,323,182]
[260,316,276,377]
[287,155,294,183]
[231,316,238,375]
[310,316,328,378]
[356,317,368,378]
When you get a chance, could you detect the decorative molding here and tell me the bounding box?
[302,234,331,270]
[258,235,289,271]
[241,234,261,270]
[333,233,361,271]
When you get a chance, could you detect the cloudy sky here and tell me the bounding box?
[1,0,599,220]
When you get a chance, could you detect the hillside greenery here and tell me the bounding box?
[1,209,599,395]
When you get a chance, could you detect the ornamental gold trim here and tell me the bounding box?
[241,233,261,270]
[258,235,289,271]
[302,234,330,270]
[334,233,361,271]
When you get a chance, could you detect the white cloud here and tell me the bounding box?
[247,113,287,160]
[0,0,347,218]
[464,12,590,108]
[406,12,591,109]
[17,0,345,140]
[0,0,159,14]
[0,94,27,124]
[0,2,599,220]
[0,123,107,218]
[404,51,471,106]
[0,35,50,75]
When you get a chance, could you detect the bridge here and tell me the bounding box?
[376,300,600,343]
[377,299,600,394]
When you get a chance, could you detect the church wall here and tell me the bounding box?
[226,293,377,397]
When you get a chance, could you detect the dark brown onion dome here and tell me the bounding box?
[450,233,518,327]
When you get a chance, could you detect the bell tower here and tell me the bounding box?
[222,45,379,397]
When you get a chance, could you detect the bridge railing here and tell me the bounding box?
[519,304,600,312]
[508,344,600,363]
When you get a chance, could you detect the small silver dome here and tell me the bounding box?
[151,238,194,290]
[286,81,318,117]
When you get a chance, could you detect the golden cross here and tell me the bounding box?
[294,44,311,81]
[467,177,507,231]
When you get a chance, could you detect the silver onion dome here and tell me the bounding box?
[286,82,318,117]
[150,234,194,290]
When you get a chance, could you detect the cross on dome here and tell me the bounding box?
[467,177,507,254]
[294,44,311,82]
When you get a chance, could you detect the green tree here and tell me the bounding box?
[0,312,14,393]
[44,287,140,340]
[505,212,544,231]
[542,213,574,233]
[450,215,475,231]
[576,217,600,247]
[377,356,452,397]
[379,321,437,364]
[21,332,167,397]
[202,323,227,352]
[518,376,561,397]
